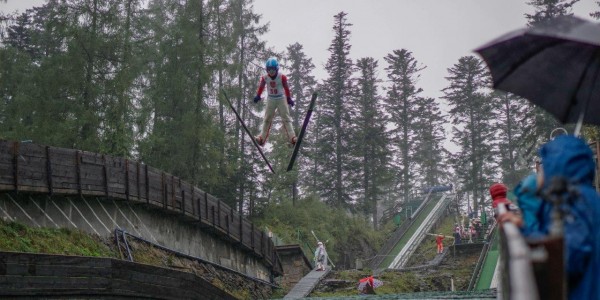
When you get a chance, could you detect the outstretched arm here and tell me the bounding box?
[281,75,292,99]
[255,76,266,96]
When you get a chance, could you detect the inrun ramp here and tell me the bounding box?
[474,226,500,290]
[375,193,452,271]
[388,193,452,269]
[284,267,331,299]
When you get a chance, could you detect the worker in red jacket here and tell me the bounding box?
[436,233,445,254]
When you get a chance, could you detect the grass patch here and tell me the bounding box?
[0,219,117,257]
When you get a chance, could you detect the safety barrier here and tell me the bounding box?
[0,140,280,273]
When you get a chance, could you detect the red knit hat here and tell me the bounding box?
[490,183,511,208]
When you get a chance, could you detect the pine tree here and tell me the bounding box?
[316,12,354,208]
[491,91,532,186]
[231,0,271,216]
[412,96,451,189]
[443,56,495,213]
[0,1,143,154]
[284,42,316,205]
[383,49,424,202]
[137,0,224,197]
[526,0,579,25]
[354,57,392,229]
[101,0,145,157]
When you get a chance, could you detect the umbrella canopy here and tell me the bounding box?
[475,15,600,133]
[357,276,383,291]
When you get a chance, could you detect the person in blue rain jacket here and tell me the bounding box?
[513,173,544,237]
[537,135,600,300]
[498,135,600,299]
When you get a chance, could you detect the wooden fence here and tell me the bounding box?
[0,140,279,274]
[0,251,237,299]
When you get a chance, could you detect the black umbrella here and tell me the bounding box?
[475,15,600,135]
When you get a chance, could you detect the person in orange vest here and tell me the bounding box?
[436,233,445,254]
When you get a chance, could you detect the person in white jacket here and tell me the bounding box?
[314,241,328,271]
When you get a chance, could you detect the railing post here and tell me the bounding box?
[12,141,19,192]
[102,155,109,197]
[161,172,166,209]
[239,214,244,245]
[144,164,149,204]
[180,179,185,216]
[136,162,140,201]
[125,159,130,201]
[45,146,53,195]
[76,151,82,197]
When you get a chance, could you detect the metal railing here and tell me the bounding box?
[497,204,539,300]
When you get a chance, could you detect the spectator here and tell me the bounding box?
[498,135,600,299]
[453,223,462,245]
[474,219,482,240]
[513,173,544,237]
[490,183,513,211]
[314,241,328,271]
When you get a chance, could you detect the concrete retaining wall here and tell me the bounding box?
[0,193,270,280]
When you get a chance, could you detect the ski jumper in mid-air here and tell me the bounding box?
[253,57,296,146]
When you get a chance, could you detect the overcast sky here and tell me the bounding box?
[2,0,597,100]
[252,0,597,100]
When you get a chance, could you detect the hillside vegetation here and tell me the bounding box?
[0,219,116,257]
[251,196,393,268]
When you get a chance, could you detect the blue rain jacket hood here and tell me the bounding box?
[538,135,600,300]
[514,173,542,236]
[539,135,595,187]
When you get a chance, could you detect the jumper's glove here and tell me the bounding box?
[253,95,261,103]
[287,97,295,107]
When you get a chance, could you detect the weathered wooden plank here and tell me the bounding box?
[0,253,236,299]
[242,219,254,250]
[180,181,194,218]
[126,161,141,200]
[0,252,111,266]
[79,151,104,165]
[0,276,111,291]
[4,263,111,277]
[105,156,127,192]
[17,142,46,159]
[0,163,12,185]
[229,207,241,241]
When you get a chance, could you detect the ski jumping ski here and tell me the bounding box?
[287,92,318,172]
[222,90,275,174]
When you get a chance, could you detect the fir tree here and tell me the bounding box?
[491,91,532,186]
[316,12,354,208]
[443,56,495,213]
[354,57,392,229]
[412,96,451,189]
[526,0,579,25]
[383,49,424,202]
[284,42,316,205]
